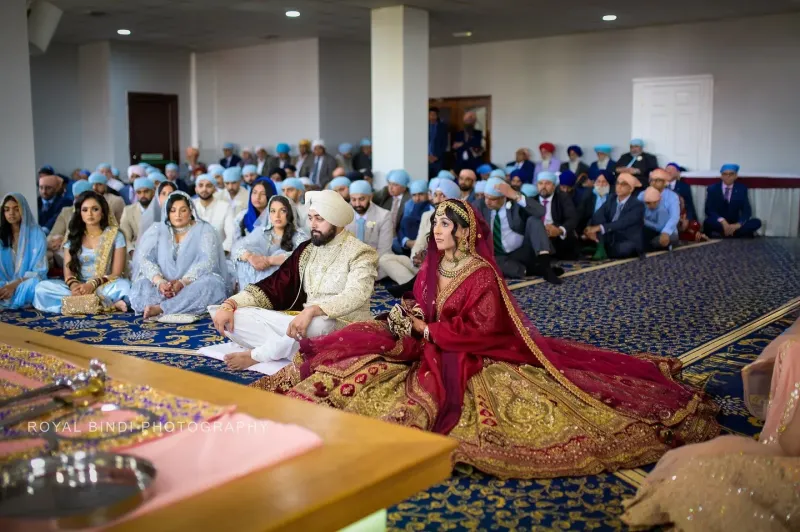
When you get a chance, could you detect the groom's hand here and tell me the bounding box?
[286,305,322,340]
[213,307,235,334]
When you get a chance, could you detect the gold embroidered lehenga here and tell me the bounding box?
[252,200,720,478]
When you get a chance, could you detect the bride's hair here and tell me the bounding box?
[435,200,470,237]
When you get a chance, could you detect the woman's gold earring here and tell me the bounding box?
[458,238,468,254]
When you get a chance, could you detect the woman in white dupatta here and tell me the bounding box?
[131,191,228,319]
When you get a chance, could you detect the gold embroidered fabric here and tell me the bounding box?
[242,285,272,309]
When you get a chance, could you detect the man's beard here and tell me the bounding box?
[539,191,552,199]
[310,226,338,246]
[198,191,214,201]
[459,184,472,192]
[353,202,369,215]
[139,198,152,208]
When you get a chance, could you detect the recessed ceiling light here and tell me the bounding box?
[285,10,300,18]
[117,29,131,35]
[602,15,617,21]
[453,31,472,38]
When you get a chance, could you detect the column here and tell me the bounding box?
[0,0,38,210]
[370,6,429,187]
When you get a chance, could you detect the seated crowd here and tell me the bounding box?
[3,131,760,326]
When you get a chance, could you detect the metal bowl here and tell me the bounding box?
[0,450,156,529]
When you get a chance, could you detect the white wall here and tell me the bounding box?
[430,13,800,172]
[318,39,371,151]
[0,0,37,206]
[108,42,191,169]
[195,39,321,164]
[30,44,83,174]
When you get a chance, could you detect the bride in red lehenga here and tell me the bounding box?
[254,199,719,478]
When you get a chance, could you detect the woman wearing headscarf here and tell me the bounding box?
[233,177,276,244]
[231,195,308,288]
[130,191,228,319]
[137,181,178,244]
[33,191,131,313]
[0,194,48,309]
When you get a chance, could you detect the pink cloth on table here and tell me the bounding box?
[103,412,323,528]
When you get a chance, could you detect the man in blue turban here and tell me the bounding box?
[335,143,354,173]
[345,181,393,278]
[219,142,242,169]
[164,162,190,194]
[89,172,125,222]
[120,177,155,256]
[703,164,761,238]
[615,139,659,188]
[476,164,493,180]
[560,145,590,187]
[328,176,352,202]
[272,143,293,172]
[373,169,411,236]
[222,166,249,213]
[390,179,430,255]
[536,171,580,260]
[352,138,372,172]
[589,145,616,186]
[474,176,563,283]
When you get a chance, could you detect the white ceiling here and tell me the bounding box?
[47,0,800,51]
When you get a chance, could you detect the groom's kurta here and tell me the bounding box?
[223,230,378,361]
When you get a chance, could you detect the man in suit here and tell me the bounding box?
[457,169,477,204]
[254,146,272,176]
[560,145,590,187]
[272,143,293,172]
[589,144,616,185]
[428,107,448,178]
[88,173,125,223]
[615,139,658,188]
[296,139,313,178]
[179,146,203,186]
[477,177,562,284]
[119,177,155,257]
[452,111,484,172]
[373,169,411,235]
[303,139,338,189]
[584,173,646,258]
[665,162,697,221]
[352,138,372,172]
[164,163,191,194]
[703,164,761,238]
[535,172,580,259]
[506,148,535,184]
[346,180,393,279]
[219,142,242,169]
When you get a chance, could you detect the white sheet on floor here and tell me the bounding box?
[197,342,291,375]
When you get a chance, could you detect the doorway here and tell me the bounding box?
[128,92,179,169]
[428,96,491,171]
[631,75,713,171]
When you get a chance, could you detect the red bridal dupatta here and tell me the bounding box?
[253,200,719,478]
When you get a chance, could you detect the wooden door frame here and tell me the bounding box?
[429,95,492,169]
[127,92,180,169]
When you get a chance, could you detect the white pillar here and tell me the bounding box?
[0,0,37,210]
[370,6,429,187]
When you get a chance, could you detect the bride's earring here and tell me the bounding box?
[458,237,468,254]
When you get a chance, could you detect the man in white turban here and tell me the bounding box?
[301,139,338,190]
[211,189,378,370]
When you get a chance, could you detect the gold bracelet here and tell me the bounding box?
[423,326,431,343]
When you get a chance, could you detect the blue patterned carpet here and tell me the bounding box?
[2,238,800,531]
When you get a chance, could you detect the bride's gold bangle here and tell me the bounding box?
[423,326,431,343]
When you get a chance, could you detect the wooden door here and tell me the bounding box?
[429,96,492,170]
[128,92,179,170]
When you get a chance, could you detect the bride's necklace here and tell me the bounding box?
[172,224,192,235]
[438,253,467,278]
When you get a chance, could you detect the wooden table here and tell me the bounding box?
[0,324,457,532]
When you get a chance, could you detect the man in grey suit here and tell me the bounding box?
[372,169,411,234]
[301,139,338,189]
[345,180,393,279]
[584,173,645,258]
[476,177,563,284]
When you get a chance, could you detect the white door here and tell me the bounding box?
[631,75,713,171]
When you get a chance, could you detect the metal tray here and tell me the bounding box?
[0,450,156,529]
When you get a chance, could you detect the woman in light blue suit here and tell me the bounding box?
[0,193,48,309]
[34,191,131,313]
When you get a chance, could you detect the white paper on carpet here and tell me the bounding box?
[197,342,290,375]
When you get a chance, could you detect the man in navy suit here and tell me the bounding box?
[665,162,697,221]
[452,111,484,172]
[703,164,761,238]
[584,173,646,258]
[428,107,448,178]
[37,174,72,235]
[506,148,536,184]
[219,142,242,169]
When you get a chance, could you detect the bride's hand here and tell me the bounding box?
[410,316,426,336]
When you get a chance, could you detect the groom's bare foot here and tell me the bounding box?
[143,305,163,319]
[113,300,129,312]
[224,352,256,371]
